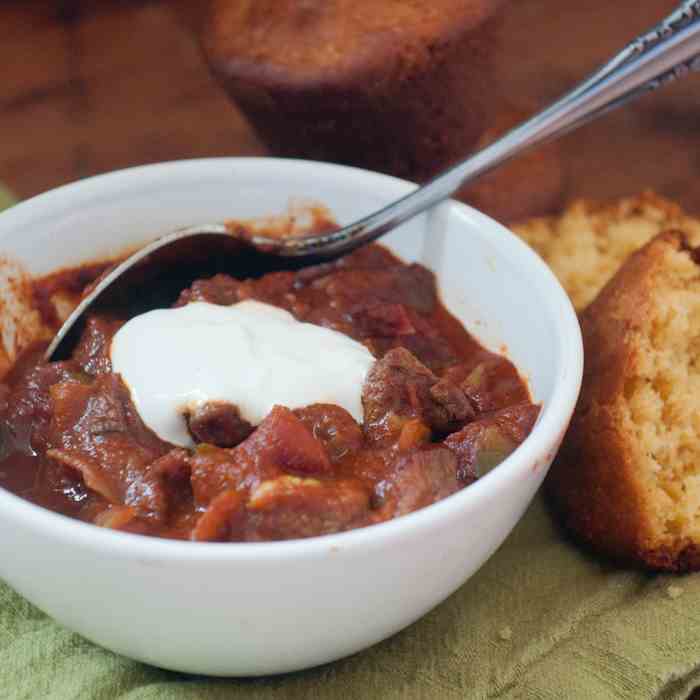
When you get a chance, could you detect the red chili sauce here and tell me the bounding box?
[0,243,538,542]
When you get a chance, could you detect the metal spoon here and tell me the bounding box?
[46,1,700,361]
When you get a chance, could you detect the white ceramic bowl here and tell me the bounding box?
[0,159,582,676]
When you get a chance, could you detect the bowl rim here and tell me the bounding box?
[0,157,583,562]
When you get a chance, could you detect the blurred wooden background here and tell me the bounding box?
[1,0,699,216]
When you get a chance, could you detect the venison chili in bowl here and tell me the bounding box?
[0,241,539,542]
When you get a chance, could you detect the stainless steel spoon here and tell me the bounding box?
[46,0,700,361]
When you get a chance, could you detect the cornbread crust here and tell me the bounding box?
[204,0,501,87]
[457,107,565,223]
[513,191,700,311]
[547,232,700,571]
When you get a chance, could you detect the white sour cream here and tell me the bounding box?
[110,300,375,447]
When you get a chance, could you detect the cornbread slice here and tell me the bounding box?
[548,231,700,571]
[513,191,700,311]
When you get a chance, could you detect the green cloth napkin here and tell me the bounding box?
[2,494,700,700]
[0,184,15,212]
[2,188,700,700]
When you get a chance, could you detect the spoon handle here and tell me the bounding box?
[273,1,700,256]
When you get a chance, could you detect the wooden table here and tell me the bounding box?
[1,0,700,694]
[2,0,699,213]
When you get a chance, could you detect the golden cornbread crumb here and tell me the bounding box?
[548,232,700,571]
[513,191,700,310]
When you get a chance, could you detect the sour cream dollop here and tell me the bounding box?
[110,300,375,447]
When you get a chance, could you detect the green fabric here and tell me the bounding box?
[1,187,700,699]
[2,494,700,700]
[0,185,15,212]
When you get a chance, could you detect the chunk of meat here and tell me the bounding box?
[94,505,139,530]
[175,273,243,307]
[390,334,458,373]
[235,271,297,306]
[177,270,304,312]
[445,402,540,482]
[189,406,332,507]
[365,334,458,373]
[362,348,473,442]
[47,448,121,504]
[2,361,89,453]
[194,473,372,542]
[72,315,122,375]
[242,406,332,476]
[310,264,436,314]
[191,490,246,542]
[373,447,460,520]
[294,404,364,461]
[362,348,435,443]
[245,475,370,541]
[150,448,191,480]
[186,401,253,448]
[494,402,541,443]
[150,448,192,513]
[48,374,164,449]
[189,444,259,507]
[429,377,475,428]
[47,375,171,519]
[353,303,416,337]
[442,354,531,415]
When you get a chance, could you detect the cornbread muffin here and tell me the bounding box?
[202,0,505,181]
[458,107,565,223]
[513,192,700,310]
[548,232,700,571]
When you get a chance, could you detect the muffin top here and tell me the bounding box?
[204,0,503,89]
